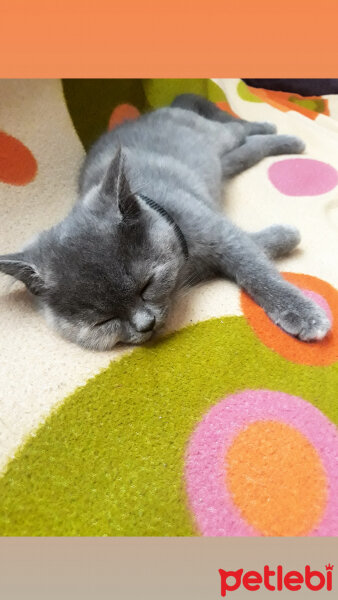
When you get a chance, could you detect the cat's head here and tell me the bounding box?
[0,150,186,350]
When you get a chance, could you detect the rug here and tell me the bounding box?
[0,79,338,536]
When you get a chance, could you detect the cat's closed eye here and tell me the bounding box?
[94,316,116,327]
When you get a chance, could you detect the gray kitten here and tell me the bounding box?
[0,94,331,350]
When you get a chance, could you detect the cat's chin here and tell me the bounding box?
[41,303,169,351]
[75,328,154,352]
[124,330,154,346]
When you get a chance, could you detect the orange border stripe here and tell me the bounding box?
[1,1,338,77]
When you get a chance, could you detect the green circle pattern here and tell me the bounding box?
[0,316,337,536]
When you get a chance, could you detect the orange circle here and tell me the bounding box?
[241,273,338,365]
[226,421,327,536]
[108,103,140,130]
[216,100,239,119]
[0,131,37,185]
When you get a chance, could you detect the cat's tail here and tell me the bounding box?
[171,93,243,124]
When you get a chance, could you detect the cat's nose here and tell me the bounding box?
[137,315,156,333]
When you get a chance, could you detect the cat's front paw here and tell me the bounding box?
[269,296,331,342]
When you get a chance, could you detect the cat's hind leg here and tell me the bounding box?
[250,225,301,259]
[221,133,305,178]
[171,93,276,135]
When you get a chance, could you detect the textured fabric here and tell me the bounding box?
[244,79,338,96]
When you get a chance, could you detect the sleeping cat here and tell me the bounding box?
[0,94,331,350]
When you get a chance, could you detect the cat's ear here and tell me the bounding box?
[102,146,131,201]
[101,147,141,221]
[118,194,141,221]
[0,253,45,295]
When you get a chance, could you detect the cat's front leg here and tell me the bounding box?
[249,224,301,259]
[217,222,331,341]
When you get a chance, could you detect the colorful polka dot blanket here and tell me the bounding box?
[0,79,338,536]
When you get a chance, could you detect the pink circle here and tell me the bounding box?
[185,390,338,536]
[302,289,333,322]
[268,158,338,196]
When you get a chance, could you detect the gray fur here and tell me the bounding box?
[0,94,331,350]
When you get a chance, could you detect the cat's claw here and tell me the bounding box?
[269,298,331,342]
